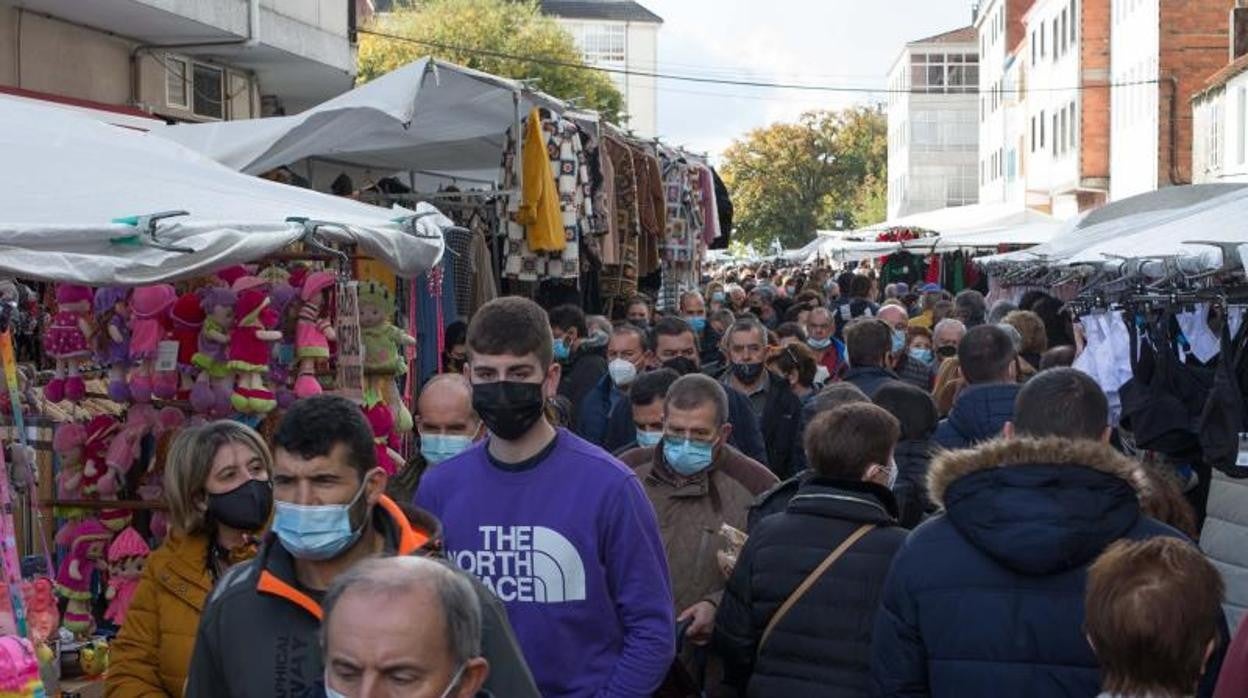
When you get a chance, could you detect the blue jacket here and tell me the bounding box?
[870,437,1187,698]
[574,374,622,444]
[843,366,900,400]
[931,383,1021,450]
[602,380,769,465]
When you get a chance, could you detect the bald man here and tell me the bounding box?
[417,374,483,466]
[320,556,491,698]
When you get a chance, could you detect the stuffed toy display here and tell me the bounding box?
[268,282,300,408]
[359,281,416,432]
[128,285,177,403]
[0,635,43,698]
[170,292,206,401]
[54,518,112,637]
[295,271,338,398]
[104,527,150,626]
[228,280,282,415]
[44,284,95,403]
[19,577,60,645]
[363,397,405,476]
[52,422,88,518]
[94,287,132,403]
[79,415,121,499]
[191,287,237,417]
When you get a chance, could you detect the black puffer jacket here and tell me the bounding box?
[892,439,935,529]
[714,478,906,697]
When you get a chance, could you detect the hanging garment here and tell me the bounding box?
[468,226,499,316]
[709,167,734,250]
[696,165,719,245]
[601,137,642,309]
[1199,320,1247,477]
[632,145,665,276]
[516,108,564,253]
[597,142,619,266]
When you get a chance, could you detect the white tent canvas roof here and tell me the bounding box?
[858,202,1057,237]
[152,58,567,186]
[0,98,444,285]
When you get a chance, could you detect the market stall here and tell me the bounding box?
[0,98,447,694]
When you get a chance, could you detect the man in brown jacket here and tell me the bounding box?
[618,374,777,691]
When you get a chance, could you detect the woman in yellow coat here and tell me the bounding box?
[106,421,273,697]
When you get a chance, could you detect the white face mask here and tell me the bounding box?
[608,358,638,387]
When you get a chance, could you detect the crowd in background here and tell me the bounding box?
[103,256,1248,698]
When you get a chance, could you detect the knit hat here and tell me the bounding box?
[216,265,251,288]
[300,271,337,303]
[358,280,394,310]
[93,287,129,316]
[130,285,177,319]
[235,288,270,324]
[107,527,150,562]
[231,275,269,294]
[56,284,93,306]
[171,292,206,330]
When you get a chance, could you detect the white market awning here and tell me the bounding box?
[151,57,568,185]
[0,98,444,285]
[857,202,1057,237]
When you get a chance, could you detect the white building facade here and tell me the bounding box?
[977,0,1030,208]
[0,0,357,121]
[1193,59,1248,184]
[886,27,980,220]
[540,0,661,137]
[1109,0,1161,200]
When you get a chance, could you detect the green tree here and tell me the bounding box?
[720,106,887,250]
[359,0,624,123]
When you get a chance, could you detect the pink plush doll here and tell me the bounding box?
[363,399,406,476]
[295,271,338,398]
[190,287,237,417]
[100,403,159,498]
[44,284,95,403]
[93,287,132,403]
[170,292,206,401]
[359,281,417,432]
[228,280,282,415]
[79,414,121,499]
[104,527,150,626]
[20,577,60,645]
[128,284,177,403]
[54,518,112,637]
[0,635,43,697]
[53,422,88,505]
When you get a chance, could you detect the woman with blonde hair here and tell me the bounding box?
[932,357,966,417]
[108,421,273,697]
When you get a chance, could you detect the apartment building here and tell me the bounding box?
[1193,4,1248,183]
[539,0,662,137]
[0,0,357,124]
[1021,0,1110,217]
[1111,0,1234,199]
[886,26,980,220]
[976,0,1036,208]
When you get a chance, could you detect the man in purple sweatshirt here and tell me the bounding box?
[416,297,676,697]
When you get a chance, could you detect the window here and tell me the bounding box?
[1060,108,1068,155]
[910,52,976,94]
[1070,101,1077,149]
[1032,31,1037,65]
[1040,109,1046,147]
[1031,116,1037,152]
[1070,0,1078,41]
[1040,21,1046,57]
[1053,20,1059,62]
[1239,87,1247,165]
[1061,10,1068,55]
[165,56,189,109]
[1053,112,1059,156]
[192,63,224,119]
[573,23,626,66]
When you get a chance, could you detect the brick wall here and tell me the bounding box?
[1007,0,1038,53]
[1080,0,1112,184]
[1158,0,1234,186]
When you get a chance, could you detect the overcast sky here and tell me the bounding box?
[644,0,975,160]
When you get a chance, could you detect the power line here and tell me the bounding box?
[358,28,1162,96]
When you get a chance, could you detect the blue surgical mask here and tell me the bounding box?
[686,316,707,333]
[420,432,475,465]
[553,338,571,362]
[908,347,933,365]
[891,329,906,354]
[711,291,726,304]
[808,336,832,351]
[272,476,372,561]
[636,429,663,448]
[326,664,464,698]
[663,436,714,476]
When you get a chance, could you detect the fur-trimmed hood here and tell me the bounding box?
[928,436,1142,508]
[926,436,1148,576]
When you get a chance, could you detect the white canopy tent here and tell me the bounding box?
[857,202,1057,237]
[982,184,1248,270]
[0,98,445,285]
[152,58,569,187]
[900,219,1066,252]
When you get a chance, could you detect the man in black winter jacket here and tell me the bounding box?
[721,317,805,479]
[549,304,608,407]
[932,324,1020,450]
[715,403,906,697]
[842,318,900,399]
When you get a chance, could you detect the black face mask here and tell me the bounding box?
[207,479,273,532]
[732,362,765,384]
[472,381,546,440]
[662,356,699,376]
[936,345,958,359]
